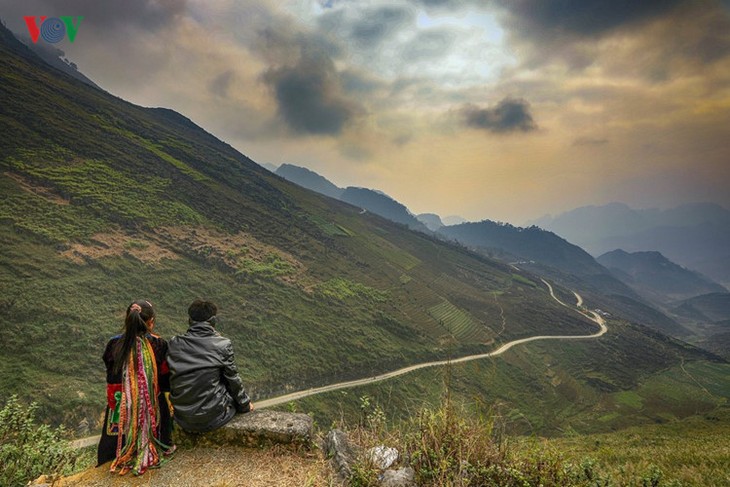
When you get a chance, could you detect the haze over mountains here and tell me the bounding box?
[531,203,730,287]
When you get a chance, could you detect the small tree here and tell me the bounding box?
[0,395,84,486]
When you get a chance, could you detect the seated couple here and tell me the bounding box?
[97,299,253,475]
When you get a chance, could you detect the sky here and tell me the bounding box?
[2,0,730,224]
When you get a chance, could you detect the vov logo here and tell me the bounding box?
[24,16,83,44]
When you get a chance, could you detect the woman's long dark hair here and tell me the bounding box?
[113,300,155,375]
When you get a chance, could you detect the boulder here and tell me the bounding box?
[324,429,361,480]
[176,410,313,450]
[380,467,416,487]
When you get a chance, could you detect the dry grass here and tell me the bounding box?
[53,445,335,487]
[60,230,179,264]
[4,171,69,205]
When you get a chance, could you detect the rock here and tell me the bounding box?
[368,445,399,470]
[324,429,361,481]
[379,467,416,487]
[176,410,312,450]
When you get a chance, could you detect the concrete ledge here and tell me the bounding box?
[176,410,313,450]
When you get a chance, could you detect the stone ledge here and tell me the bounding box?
[176,410,313,450]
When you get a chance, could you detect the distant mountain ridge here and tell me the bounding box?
[597,249,727,304]
[276,163,343,199]
[531,202,730,286]
[416,213,444,231]
[275,164,428,232]
[672,293,730,323]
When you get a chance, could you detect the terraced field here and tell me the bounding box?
[427,299,489,342]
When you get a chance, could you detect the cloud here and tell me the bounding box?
[263,49,362,135]
[497,0,684,38]
[461,98,537,133]
[350,5,415,47]
[401,28,457,60]
[208,70,234,98]
[317,4,416,50]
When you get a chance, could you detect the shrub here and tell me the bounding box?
[0,395,84,487]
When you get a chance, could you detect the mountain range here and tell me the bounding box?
[597,249,727,304]
[275,163,429,232]
[272,164,695,337]
[531,202,730,287]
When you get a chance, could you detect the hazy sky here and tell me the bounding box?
[3,0,729,223]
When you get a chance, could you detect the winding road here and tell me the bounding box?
[256,279,606,408]
[70,279,606,449]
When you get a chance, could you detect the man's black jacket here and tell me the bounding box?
[167,321,251,432]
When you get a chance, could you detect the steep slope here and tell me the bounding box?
[274,163,429,232]
[597,249,727,303]
[339,187,429,232]
[276,163,344,199]
[0,24,593,429]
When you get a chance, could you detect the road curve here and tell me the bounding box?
[70,279,606,449]
[256,280,606,408]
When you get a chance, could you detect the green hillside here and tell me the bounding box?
[0,25,594,430]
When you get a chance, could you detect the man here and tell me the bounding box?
[167,299,253,432]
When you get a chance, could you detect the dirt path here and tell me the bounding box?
[71,279,606,449]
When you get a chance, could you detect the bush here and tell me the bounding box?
[0,395,84,486]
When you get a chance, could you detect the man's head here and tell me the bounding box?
[188,299,218,324]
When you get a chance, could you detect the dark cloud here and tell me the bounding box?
[263,50,361,136]
[461,98,537,133]
[351,6,414,46]
[318,5,416,49]
[498,0,684,38]
[208,70,234,98]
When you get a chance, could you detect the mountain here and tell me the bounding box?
[672,293,730,323]
[275,163,428,232]
[338,187,429,232]
[440,221,605,277]
[0,23,593,429]
[597,249,727,304]
[438,220,688,336]
[276,163,343,199]
[442,215,467,226]
[416,213,444,231]
[531,203,730,286]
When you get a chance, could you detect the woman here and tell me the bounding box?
[97,300,174,475]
